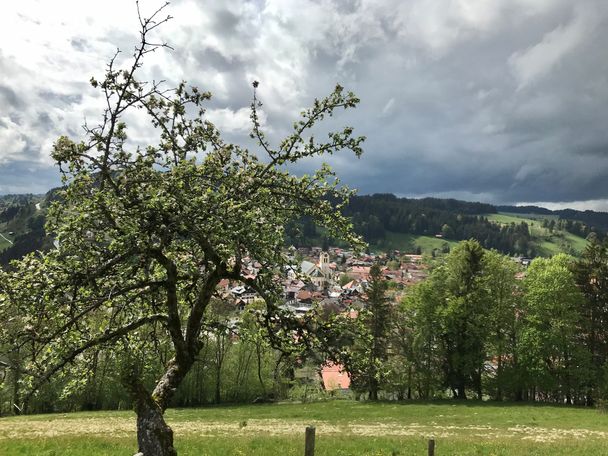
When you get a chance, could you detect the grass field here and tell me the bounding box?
[485,212,588,256]
[0,228,13,251]
[372,231,458,255]
[3,400,608,455]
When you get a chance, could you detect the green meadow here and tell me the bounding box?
[486,212,588,256]
[372,231,458,254]
[3,400,608,455]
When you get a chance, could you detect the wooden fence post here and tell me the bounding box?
[428,438,435,456]
[305,426,316,456]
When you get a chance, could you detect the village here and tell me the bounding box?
[214,247,430,392]
[218,247,428,314]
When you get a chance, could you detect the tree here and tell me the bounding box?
[0,6,364,456]
[481,250,519,401]
[339,264,391,400]
[401,277,445,399]
[409,240,489,399]
[441,240,489,399]
[573,238,608,404]
[518,254,588,403]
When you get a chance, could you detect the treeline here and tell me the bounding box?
[541,218,595,239]
[344,194,535,256]
[329,238,608,404]
[0,300,293,415]
[4,240,608,413]
[4,192,606,265]
[499,204,608,237]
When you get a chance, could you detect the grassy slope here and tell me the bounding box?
[372,231,458,254]
[486,212,588,257]
[373,211,588,258]
[3,400,608,455]
[0,236,11,251]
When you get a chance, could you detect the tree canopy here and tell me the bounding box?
[0,5,364,455]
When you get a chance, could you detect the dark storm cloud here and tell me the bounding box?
[276,0,608,206]
[3,0,608,209]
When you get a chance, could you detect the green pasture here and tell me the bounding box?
[3,400,608,455]
[372,231,457,255]
[486,212,588,256]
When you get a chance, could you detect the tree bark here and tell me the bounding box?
[368,376,379,400]
[135,400,176,456]
[124,369,178,456]
[457,383,467,400]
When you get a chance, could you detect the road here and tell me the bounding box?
[0,232,13,245]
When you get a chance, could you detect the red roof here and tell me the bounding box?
[297,290,313,301]
[321,362,350,390]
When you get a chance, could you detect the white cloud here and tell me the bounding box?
[509,4,601,88]
[0,117,27,164]
[207,107,263,135]
[520,199,608,212]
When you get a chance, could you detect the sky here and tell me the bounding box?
[1,0,608,211]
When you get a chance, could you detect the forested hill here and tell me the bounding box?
[286,194,603,257]
[498,205,608,233]
[1,191,605,265]
[342,194,534,256]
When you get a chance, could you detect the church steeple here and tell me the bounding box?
[319,251,330,275]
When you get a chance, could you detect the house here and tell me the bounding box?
[347,266,371,281]
[321,362,350,391]
[230,285,258,304]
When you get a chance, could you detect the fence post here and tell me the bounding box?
[428,438,435,456]
[305,426,316,456]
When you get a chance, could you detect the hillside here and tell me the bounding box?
[0,193,52,266]
[485,212,588,257]
[340,195,596,257]
[0,191,600,264]
[499,204,608,233]
[287,194,596,257]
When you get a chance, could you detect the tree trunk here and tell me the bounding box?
[457,383,467,400]
[256,343,266,397]
[124,367,181,456]
[368,376,379,400]
[496,355,503,401]
[586,388,594,407]
[407,364,413,400]
[135,401,176,456]
[11,367,21,415]
[215,371,221,404]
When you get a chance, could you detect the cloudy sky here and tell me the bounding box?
[2,0,608,210]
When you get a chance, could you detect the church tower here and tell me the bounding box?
[319,251,330,276]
